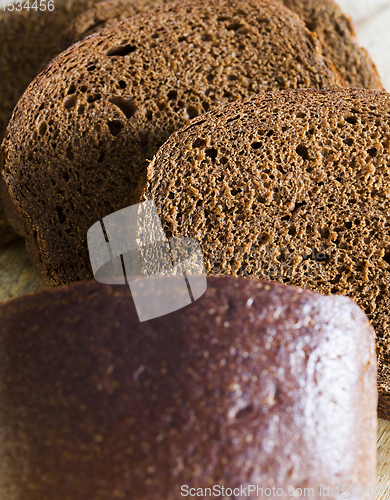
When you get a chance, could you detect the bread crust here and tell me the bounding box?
[0,277,377,498]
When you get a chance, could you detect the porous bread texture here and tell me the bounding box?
[0,277,377,498]
[0,0,117,249]
[0,0,345,285]
[140,88,390,418]
[64,0,384,91]
[61,0,170,48]
[0,0,169,248]
[0,0,105,145]
[281,0,383,90]
[0,0,107,246]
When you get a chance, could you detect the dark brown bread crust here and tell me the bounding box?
[0,0,344,284]
[139,88,390,417]
[0,0,109,247]
[281,0,383,90]
[0,277,377,499]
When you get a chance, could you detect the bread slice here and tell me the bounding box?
[0,0,107,246]
[139,88,390,418]
[64,0,384,91]
[0,0,105,145]
[0,0,344,284]
[61,0,170,48]
[281,0,383,90]
[0,277,377,498]
[0,0,382,248]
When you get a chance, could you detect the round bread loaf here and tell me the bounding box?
[63,0,383,91]
[0,0,344,283]
[280,0,383,90]
[0,277,377,499]
[138,87,390,418]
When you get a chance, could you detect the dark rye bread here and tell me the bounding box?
[0,277,377,499]
[0,0,101,145]
[0,0,344,283]
[0,0,109,246]
[280,0,383,90]
[64,0,383,91]
[61,0,170,48]
[138,88,390,418]
[0,0,382,249]
[0,0,171,248]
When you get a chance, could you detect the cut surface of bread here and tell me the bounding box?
[61,0,170,48]
[0,277,377,499]
[0,0,107,246]
[64,0,384,91]
[281,0,383,90]
[0,0,344,284]
[138,88,390,417]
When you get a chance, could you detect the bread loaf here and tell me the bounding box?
[0,277,377,499]
[0,0,344,284]
[0,0,382,248]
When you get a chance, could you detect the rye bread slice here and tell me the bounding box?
[139,88,390,417]
[61,0,170,48]
[0,0,344,284]
[63,0,384,91]
[0,277,377,498]
[0,0,107,246]
[281,0,383,90]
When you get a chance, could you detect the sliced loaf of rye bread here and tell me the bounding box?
[0,0,382,248]
[0,277,377,499]
[0,0,344,284]
[138,88,390,418]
